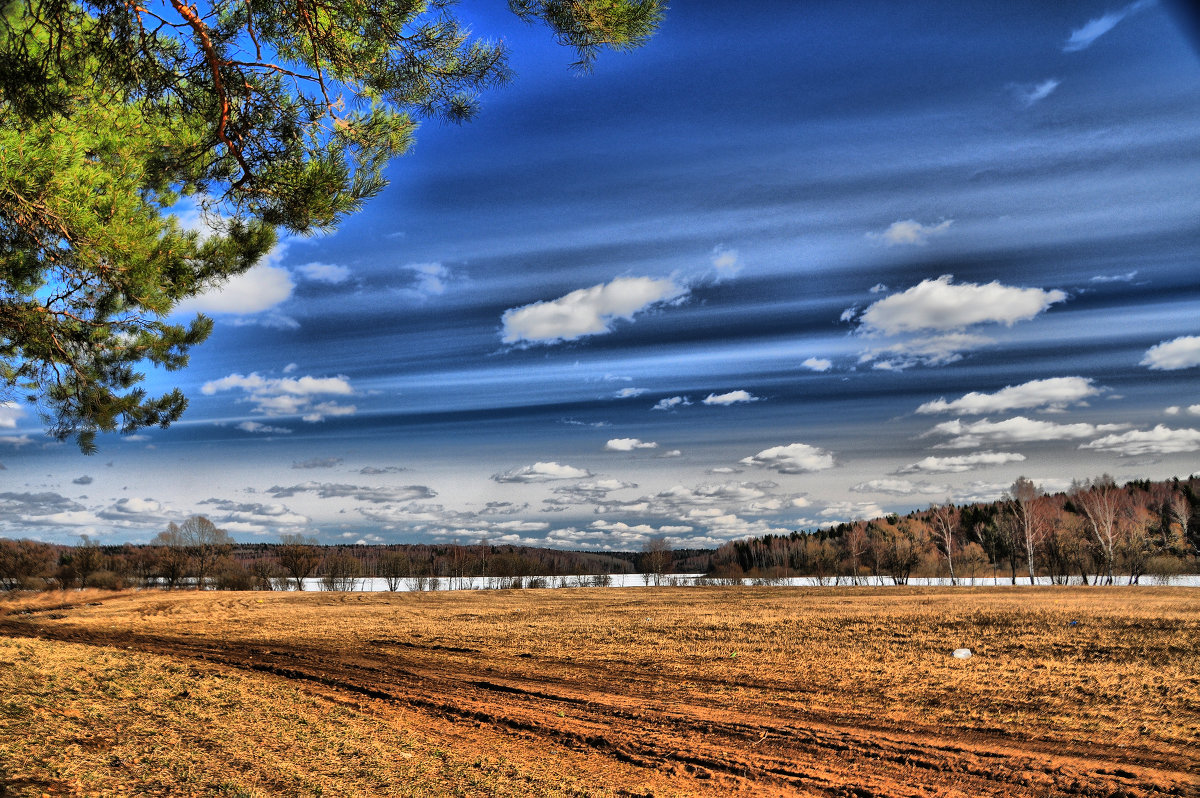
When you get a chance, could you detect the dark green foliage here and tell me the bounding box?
[0,0,664,450]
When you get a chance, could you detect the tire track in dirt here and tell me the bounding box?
[3,616,1193,798]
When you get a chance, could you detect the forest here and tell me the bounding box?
[1,475,1196,591]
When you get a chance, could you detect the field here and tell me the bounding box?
[1,587,1197,797]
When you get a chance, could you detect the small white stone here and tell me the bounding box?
[952,648,973,659]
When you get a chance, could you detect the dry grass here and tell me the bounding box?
[2,586,1197,796]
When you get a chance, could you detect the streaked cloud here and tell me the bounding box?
[740,443,835,474]
[1064,0,1155,52]
[296,262,351,284]
[501,276,687,345]
[1010,78,1061,107]
[801,357,832,372]
[236,421,292,435]
[403,262,451,298]
[202,372,356,421]
[850,479,948,496]
[1080,425,1200,457]
[926,416,1129,448]
[0,402,23,429]
[897,451,1027,474]
[859,276,1067,336]
[266,482,436,503]
[174,246,294,317]
[1141,335,1200,370]
[604,438,658,451]
[709,245,741,278]
[652,396,691,411]
[916,377,1100,415]
[614,387,648,398]
[702,390,759,406]
[868,219,952,246]
[852,276,1067,369]
[492,462,593,483]
[292,457,344,469]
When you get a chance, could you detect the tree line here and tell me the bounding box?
[1,475,1197,592]
[709,475,1199,585]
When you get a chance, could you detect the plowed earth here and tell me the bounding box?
[2,586,1197,797]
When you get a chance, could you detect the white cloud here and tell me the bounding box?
[501,276,687,345]
[652,396,691,411]
[492,462,593,483]
[897,451,1027,474]
[0,402,22,429]
[819,501,886,522]
[859,276,1067,336]
[614,387,648,399]
[0,435,34,447]
[869,283,888,294]
[710,246,741,278]
[1141,336,1200,370]
[740,443,835,474]
[1090,271,1138,283]
[404,262,451,297]
[1064,1,1154,52]
[202,372,356,421]
[1081,425,1200,457]
[850,479,948,496]
[801,357,832,372]
[868,219,953,246]
[236,421,292,434]
[292,457,343,469]
[659,449,682,458]
[1011,78,1061,107]
[849,276,1067,369]
[926,416,1129,449]
[604,438,658,452]
[1166,406,1180,415]
[267,482,436,503]
[296,262,351,284]
[861,333,995,368]
[174,246,294,317]
[703,390,759,406]
[916,377,1100,415]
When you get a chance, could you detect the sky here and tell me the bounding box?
[3,0,1199,550]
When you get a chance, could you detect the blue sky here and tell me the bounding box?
[3,0,1199,548]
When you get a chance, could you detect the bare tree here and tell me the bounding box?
[179,516,233,590]
[1008,477,1048,585]
[151,522,191,589]
[1070,475,1125,585]
[278,534,321,591]
[929,503,959,585]
[641,535,671,585]
[844,522,869,586]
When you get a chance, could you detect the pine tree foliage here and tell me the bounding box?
[0,0,665,451]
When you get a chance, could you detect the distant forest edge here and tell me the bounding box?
[2,475,1198,591]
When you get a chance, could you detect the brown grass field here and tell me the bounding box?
[1,586,1197,797]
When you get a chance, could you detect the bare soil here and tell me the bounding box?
[1,586,1196,797]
